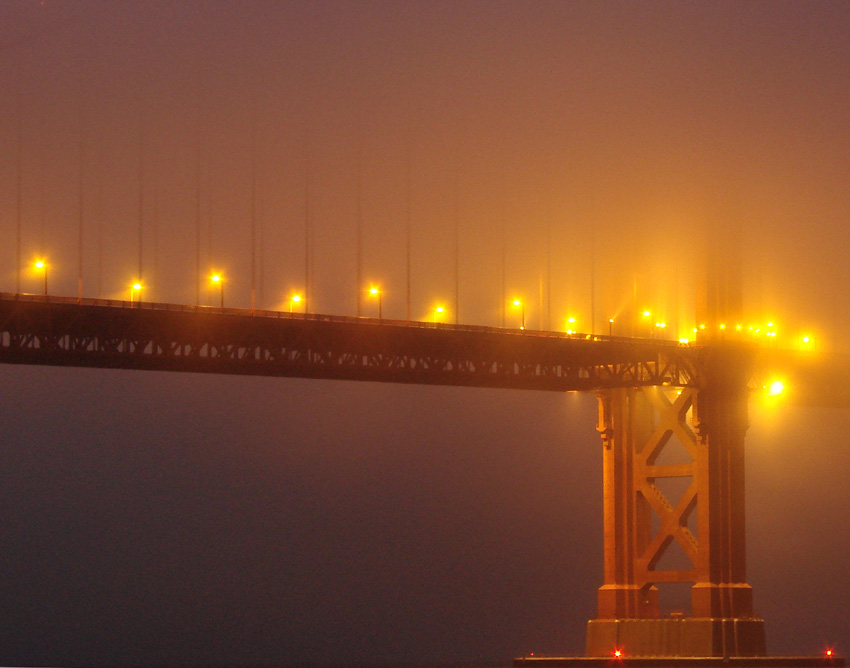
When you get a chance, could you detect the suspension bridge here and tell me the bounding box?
[0,286,846,664]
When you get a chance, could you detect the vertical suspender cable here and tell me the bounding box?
[405,135,412,322]
[546,221,552,331]
[501,213,506,328]
[451,136,461,325]
[250,117,257,313]
[78,77,86,302]
[195,92,202,306]
[304,136,311,313]
[15,67,22,295]
[137,108,144,290]
[356,103,363,317]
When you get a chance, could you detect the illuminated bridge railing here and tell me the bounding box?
[0,292,700,391]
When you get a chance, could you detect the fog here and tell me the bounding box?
[1,2,848,665]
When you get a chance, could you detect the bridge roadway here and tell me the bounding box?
[2,292,844,403]
[0,292,700,392]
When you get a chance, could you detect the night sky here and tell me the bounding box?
[1,2,849,666]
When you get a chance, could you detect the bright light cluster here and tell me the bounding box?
[681,319,816,350]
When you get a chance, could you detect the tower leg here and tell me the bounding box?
[586,348,765,657]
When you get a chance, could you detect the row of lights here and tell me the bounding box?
[24,261,599,329]
[638,311,813,348]
[128,274,415,321]
[26,261,553,327]
[24,260,815,344]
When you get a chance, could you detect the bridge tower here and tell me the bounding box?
[587,237,765,657]
[586,344,766,657]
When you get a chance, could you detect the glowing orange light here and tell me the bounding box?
[802,335,810,344]
[767,380,785,396]
[33,259,49,295]
[826,649,834,657]
[289,294,303,313]
[211,274,221,283]
[129,282,143,304]
[614,649,622,658]
[642,311,650,317]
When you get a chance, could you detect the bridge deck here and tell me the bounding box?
[0,293,698,392]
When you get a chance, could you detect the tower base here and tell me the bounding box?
[515,658,843,668]
[585,618,767,658]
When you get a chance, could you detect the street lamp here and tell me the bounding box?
[767,379,784,396]
[512,299,525,329]
[290,294,303,314]
[369,286,383,319]
[434,305,445,323]
[211,274,223,308]
[608,318,614,336]
[34,259,47,296]
[131,282,142,305]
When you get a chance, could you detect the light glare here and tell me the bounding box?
[767,380,785,396]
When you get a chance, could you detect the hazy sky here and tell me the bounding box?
[1,2,849,666]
